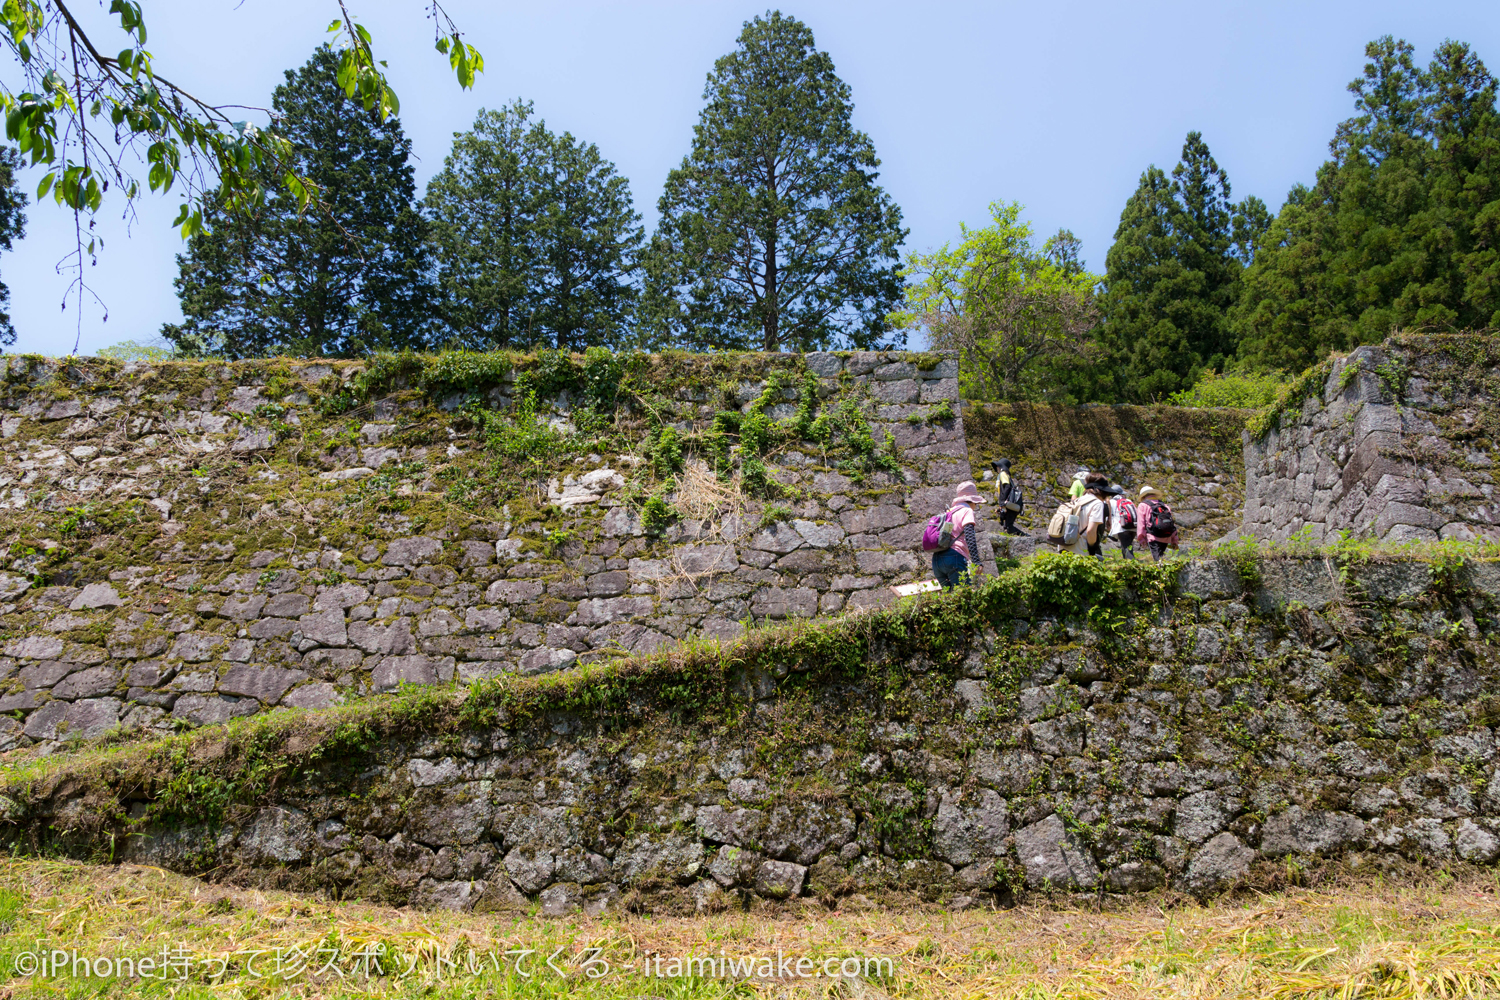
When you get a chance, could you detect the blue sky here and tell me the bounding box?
[5,0,1497,356]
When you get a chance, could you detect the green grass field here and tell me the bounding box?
[1,859,1499,998]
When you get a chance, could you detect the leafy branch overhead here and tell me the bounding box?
[0,0,481,347]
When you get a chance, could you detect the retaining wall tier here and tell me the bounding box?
[1243,334,1500,545]
[0,350,994,752]
[4,556,1500,913]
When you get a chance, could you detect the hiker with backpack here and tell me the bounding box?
[992,459,1024,536]
[1135,486,1179,562]
[923,482,986,589]
[1106,485,1138,559]
[1048,474,1109,557]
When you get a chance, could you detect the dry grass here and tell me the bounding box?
[2,860,1500,998]
[671,459,748,525]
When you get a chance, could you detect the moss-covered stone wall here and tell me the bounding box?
[962,402,1251,556]
[2,554,1498,913]
[0,349,976,750]
[1244,333,1500,544]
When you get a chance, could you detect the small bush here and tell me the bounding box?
[1169,369,1285,408]
[641,494,674,536]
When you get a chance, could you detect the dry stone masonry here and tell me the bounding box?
[0,350,988,751]
[1243,334,1500,544]
[6,554,1500,912]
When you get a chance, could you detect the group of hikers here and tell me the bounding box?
[923,461,1180,589]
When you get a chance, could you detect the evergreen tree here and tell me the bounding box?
[0,148,27,349]
[424,101,643,350]
[1234,38,1500,372]
[162,46,435,358]
[1101,132,1267,400]
[643,11,907,352]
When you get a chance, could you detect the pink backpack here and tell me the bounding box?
[921,507,958,552]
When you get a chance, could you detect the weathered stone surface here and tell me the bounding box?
[314,583,370,611]
[793,519,846,549]
[1456,819,1500,863]
[219,665,306,704]
[695,805,767,847]
[574,597,654,626]
[750,523,804,554]
[1013,814,1098,889]
[413,879,484,911]
[763,801,856,864]
[1173,790,1240,844]
[372,655,441,692]
[171,693,258,726]
[1181,833,1254,895]
[222,594,267,620]
[7,636,63,660]
[239,807,312,863]
[486,580,545,604]
[168,632,221,663]
[69,583,122,610]
[281,682,338,710]
[519,646,577,674]
[1259,807,1364,856]
[383,537,443,566]
[297,609,348,648]
[349,619,416,655]
[51,666,117,700]
[615,834,705,886]
[933,788,1009,866]
[754,860,807,899]
[411,795,492,846]
[805,352,842,377]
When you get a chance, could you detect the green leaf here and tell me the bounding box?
[35,172,53,199]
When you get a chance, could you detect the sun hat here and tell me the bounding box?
[953,481,986,504]
[1073,469,1090,481]
[1138,486,1160,500]
[1105,484,1125,496]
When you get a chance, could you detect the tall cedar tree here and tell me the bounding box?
[0,148,26,349]
[424,101,643,350]
[1101,133,1270,400]
[1233,38,1500,372]
[162,46,435,358]
[642,11,907,352]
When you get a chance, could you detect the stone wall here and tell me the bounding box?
[0,350,984,752]
[6,555,1500,912]
[1243,335,1500,544]
[963,403,1250,556]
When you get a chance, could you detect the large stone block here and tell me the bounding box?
[382,536,444,566]
[219,665,306,704]
[574,596,655,626]
[1259,806,1364,856]
[932,788,1009,867]
[839,505,907,534]
[1013,813,1098,889]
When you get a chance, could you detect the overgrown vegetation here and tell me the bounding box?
[6,858,1500,999]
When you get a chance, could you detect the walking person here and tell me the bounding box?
[1135,486,1179,562]
[992,459,1024,536]
[1068,469,1089,499]
[1065,475,1109,558]
[1107,485,1137,559]
[929,481,986,589]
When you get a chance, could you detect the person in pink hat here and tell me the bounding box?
[932,481,986,589]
